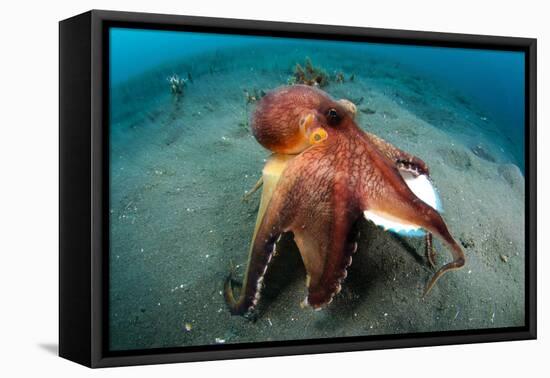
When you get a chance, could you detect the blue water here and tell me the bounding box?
[110,27,525,170]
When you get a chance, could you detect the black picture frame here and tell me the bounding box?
[59,9,537,368]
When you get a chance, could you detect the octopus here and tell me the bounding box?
[224,84,465,316]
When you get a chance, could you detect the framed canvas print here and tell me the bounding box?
[59,10,536,368]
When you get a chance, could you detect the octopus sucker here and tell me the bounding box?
[224,84,466,316]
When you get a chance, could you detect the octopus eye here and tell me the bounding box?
[326,108,341,125]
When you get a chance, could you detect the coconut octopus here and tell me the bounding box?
[224,84,465,317]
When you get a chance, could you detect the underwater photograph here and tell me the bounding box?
[108,27,526,352]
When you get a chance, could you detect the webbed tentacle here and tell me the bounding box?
[224,154,294,315]
[272,142,360,309]
[366,132,441,269]
[357,133,465,295]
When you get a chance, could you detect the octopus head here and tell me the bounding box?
[251,85,356,154]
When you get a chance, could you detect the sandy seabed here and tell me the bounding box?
[108,44,525,351]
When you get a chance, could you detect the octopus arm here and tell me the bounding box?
[294,212,359,309]
[224,154,294,316]
[358,142,465,294]
[283,146,361,309]
[362,133,440,264]
[364,131,429,175]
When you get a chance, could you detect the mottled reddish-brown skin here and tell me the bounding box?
[225,85,465,316]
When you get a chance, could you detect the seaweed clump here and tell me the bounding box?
[288,58,329,87]
[243,88,266,104]
[239,88,267,133]
[167,74,188,100]
[334,71,355,84]
[334,72,345,83]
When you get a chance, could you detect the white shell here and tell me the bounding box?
[364,172,441,237]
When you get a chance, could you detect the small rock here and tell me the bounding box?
[471,143,496,162]
[500,254,509,263]
[498,163,524,195]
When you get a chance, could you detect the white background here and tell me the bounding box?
[0,0,547,376]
